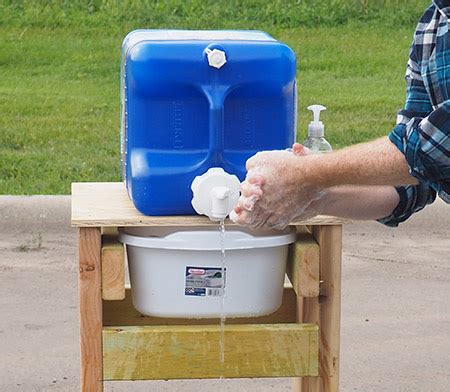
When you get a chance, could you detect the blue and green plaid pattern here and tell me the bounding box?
[380,1,449,227]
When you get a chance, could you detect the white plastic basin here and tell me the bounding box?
[119,226,296,318]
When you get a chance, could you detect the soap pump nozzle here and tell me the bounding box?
[304,104,332,153]
[307,104,326,137]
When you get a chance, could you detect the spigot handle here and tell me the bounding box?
[211,186,231,221]
[191,168,240,221]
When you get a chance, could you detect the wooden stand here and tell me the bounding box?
[72,182,347,391]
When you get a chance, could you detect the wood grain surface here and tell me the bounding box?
[78,227,103,391]
[101,235,125,301]
[103,324,319,380]
[71,182,352,227]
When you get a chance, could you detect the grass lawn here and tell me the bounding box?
[0,1,430,194]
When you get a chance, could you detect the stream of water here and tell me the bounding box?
[219,219,226,364]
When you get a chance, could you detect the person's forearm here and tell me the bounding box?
[319,185,400,220]
[301,137,418,188]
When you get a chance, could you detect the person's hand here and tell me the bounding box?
[229,143,326,229]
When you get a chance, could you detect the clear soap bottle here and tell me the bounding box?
[303,104,332,153]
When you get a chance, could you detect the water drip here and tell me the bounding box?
[219,219,226,365]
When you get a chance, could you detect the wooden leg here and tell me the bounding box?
[312,225,342,392]
[293,298,303,392]
[78,227,103,392]
[293,226,321,392]
[296,297,320,392]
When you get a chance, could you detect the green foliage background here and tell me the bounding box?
[0,0,431,194]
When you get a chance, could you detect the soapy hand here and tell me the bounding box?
[230,143,326,229]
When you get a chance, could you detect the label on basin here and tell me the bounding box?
[185,266,226,297]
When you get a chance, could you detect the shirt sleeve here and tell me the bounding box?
[377,183,436,227]
[379,28,440,227]
[388,30,450,202]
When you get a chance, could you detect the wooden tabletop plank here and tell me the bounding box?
[71,182,351,227]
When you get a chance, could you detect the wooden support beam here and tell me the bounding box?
[286,226,320,298]
[101,227,119,236]
[312,225,342,392]
[103,324,318,380]
[294,225,342,392]
[78,227,103,392]
[103,286,298,326]
[298,296,320,392]
[292,225,321,392]
[101,235,125,300]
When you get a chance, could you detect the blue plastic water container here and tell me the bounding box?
[121,30,297,215]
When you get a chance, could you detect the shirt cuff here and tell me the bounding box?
[377,183,436,227]
[388,103,450,198]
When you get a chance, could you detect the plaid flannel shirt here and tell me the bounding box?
[379,0,450,227]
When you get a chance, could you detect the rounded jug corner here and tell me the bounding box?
[122,29,145,49]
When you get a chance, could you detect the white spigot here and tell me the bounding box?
[191,168,240,221]
[211,186,231,220]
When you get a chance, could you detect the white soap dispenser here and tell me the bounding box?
[303,104,332,153]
